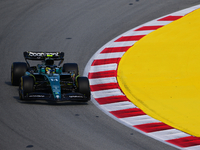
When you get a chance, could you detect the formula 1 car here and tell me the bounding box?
[11,51,91,102]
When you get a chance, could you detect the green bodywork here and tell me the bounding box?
[45,74,61,100]
[25,67,66,100]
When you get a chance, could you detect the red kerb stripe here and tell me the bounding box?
[90,83,120,92]
[92,58,121,66]
[135,25,163,31]
[158,16,182,21]
[110,108,145,118]
[167,136,200,148]
[95,95,129,105]
[134,122,173,133]
[115,35,145,42]
[88,70,117,79]
[101,47,131,53]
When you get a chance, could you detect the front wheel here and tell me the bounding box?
[19,76,34,100]
[77,77,91,101]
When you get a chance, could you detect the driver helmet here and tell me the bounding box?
[45,58,54,66]
[46,67,51,74]
[46,67,55,74]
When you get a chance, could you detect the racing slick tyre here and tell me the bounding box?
[77,77,91,102]
[19,76,34,100]
[62,63,79,76]
[11,62,27,86]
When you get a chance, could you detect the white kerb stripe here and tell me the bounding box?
[101,101,136,112]
[123,30,154,36]
[148,129,189,141]
[95,52,125,60]
[89,77,117,85]
[172,6,200,16]
[120,115,159,126]
[91,89,124,99]
[89,63,117,73]
[146,20,172,26]
[184,145,200,150]
[107,41,136,48]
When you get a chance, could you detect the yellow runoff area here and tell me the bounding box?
[117,8,200,137]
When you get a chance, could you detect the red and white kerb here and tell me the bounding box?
[85,5,200,150]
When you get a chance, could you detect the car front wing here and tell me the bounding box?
[24,92,90,102]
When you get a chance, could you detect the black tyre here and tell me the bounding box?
[77,77,91,101]
[19,76,34,100]
[11,62,27,86]
[62,63,79,76]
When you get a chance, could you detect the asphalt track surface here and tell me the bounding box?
[0,1,200,150]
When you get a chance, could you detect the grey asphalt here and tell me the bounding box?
[0,1,199,149]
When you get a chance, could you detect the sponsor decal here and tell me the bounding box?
[51,78,58,82]
[29,95,45,98]
[69,95,83,98]
[28,52,59,57]
[29,52,44,57]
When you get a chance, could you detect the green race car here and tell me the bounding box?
[11,51,91,102]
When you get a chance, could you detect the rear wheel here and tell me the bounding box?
[11,62,27,86]
[19,76,34,100]
[62,63,79,76]
[77,77,91,101]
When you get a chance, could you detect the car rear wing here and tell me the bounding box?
[24,51,64,67]
[24,51,64,60]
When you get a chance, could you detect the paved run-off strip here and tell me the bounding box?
[84,5,200,150]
